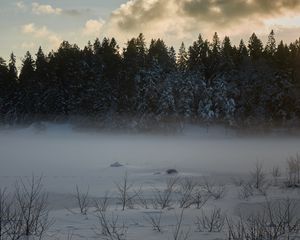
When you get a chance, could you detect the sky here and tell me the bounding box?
[1,0,300,67]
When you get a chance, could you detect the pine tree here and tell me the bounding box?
[275,41,290,69]
[8,53,18,83]
[238,40,248,58]
[34,47,48,115]
[147,38,172,71]
[19,52,35,84]
[0,32,298,125]
[0,57,7,82]
[248,33,263,61]
[122,35,147,112]
[221,36,234,70]
[222,36,233,58]
[0,58,8,120]
[187,34,207,75]
[168,46,177,70]
[135,60,162,116]
[18,51,36,118]
[136,33,147,57]
[157,74,176,120]
[177,73,195,118]
[264,30,276,58]
[3,53,19,122]
[177,42,188,72]
[211,32,221,56]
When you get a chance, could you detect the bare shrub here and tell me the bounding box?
[191,185,210,209]
[66,231,74,240]
[95,209,128,240]
[115,172,140,211]
[272,166,281,186]
[135,190,149,209]
[75,185,90,215]
[238,182,254,200]
[144,211,163,232]
[172,209,190,240]
[258,182,270,196]
[153,177,179,209]
[195,207,225,232]
[14,175,52,239]
[286,154,300,187]
[95,192,110,213]
[177,178,196,208]
[202,179,227,200]
[251,160,266,190]
[226,198,300,240]
[0,187,14,239]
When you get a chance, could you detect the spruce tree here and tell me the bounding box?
[264,30,276,58]
[177,42,188,72]
[248,33,263,61]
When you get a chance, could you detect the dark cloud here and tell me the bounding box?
[181,0,300,26]
[110,0,300,31]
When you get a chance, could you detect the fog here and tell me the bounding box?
[0,124,299,195]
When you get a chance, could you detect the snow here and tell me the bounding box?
[44,184,300,240]
[0,123,300,239]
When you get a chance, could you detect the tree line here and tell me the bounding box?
[0,31,300,127]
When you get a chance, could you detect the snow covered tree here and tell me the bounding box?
[177,42,188,72]
[197,73,236,124]
[135,60,162,117]
[157,74,176,120]
[0,31,298,126]
[177,73,195,119]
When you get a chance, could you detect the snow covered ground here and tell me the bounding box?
[0,123,300,239]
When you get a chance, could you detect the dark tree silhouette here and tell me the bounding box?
[0,32,299,128]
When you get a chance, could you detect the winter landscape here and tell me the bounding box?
[1,0,300,239]
[0,124,300,240]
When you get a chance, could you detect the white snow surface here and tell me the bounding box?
[0,123,300,240]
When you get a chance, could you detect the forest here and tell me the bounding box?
[0,31,300,128]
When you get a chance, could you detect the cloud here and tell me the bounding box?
[22,23,35,34]
[18,2,89,17]
[179,0,300,26]
[111,0,169,31]
[22,23,62,49]
[32,2,62,15]
[104,0,188,45]
[104,0,300,46]
[21,42,35,50]
[111,0,300,30]
[82,19,105,37]
[15,1,27,11]
[32,2,92,17]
